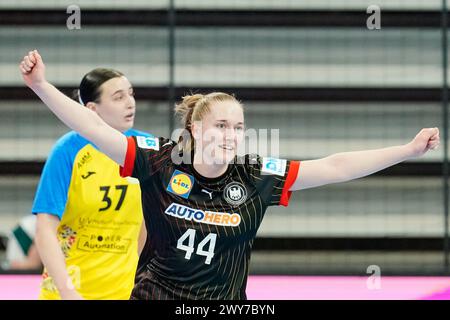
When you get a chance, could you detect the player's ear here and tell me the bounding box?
[85,102,97,112]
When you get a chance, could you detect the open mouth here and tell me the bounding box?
[125,113,135,120]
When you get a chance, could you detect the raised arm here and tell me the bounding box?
[19,50,127,166]
[290,127,440,191]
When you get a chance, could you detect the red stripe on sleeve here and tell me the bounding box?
[279,160,300,207]
[119,136,136,178]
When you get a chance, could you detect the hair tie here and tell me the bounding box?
[78,90,84,106]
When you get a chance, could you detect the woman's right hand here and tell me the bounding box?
[19,50,46,89]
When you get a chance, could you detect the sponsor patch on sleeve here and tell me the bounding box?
[261,157,287,176]
[136,136,159,150]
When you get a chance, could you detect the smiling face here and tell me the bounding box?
[87,76,136,132]
[191,100,245,165]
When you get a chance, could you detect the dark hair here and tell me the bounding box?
[73,68,124,105]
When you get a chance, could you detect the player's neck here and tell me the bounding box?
[192,152,228,179]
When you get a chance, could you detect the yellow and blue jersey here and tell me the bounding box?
[31,129,151,300]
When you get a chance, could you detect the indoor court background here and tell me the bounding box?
[0,0,450,299]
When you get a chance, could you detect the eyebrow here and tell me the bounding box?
[112,87,133,96]
[216,120,244,125]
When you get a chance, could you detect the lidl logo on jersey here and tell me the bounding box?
[165,203,241,227]
[167,170,194,199]
[136,136,159,150]
[261,157,287,176]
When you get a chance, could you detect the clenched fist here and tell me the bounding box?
[19,49,46,89]
[407,127,440,158]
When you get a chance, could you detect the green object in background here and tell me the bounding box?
[12,226,32,256]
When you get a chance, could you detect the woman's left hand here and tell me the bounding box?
[407,127,440,158]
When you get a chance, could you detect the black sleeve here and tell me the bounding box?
[243,154,300,207]
[120,136,175,184]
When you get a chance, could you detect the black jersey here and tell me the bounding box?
[120,136,300,300]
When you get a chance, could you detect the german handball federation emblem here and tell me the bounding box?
[167,170,194,199]
[223,182,247,206]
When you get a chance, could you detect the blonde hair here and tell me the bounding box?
[174,92,242,154]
